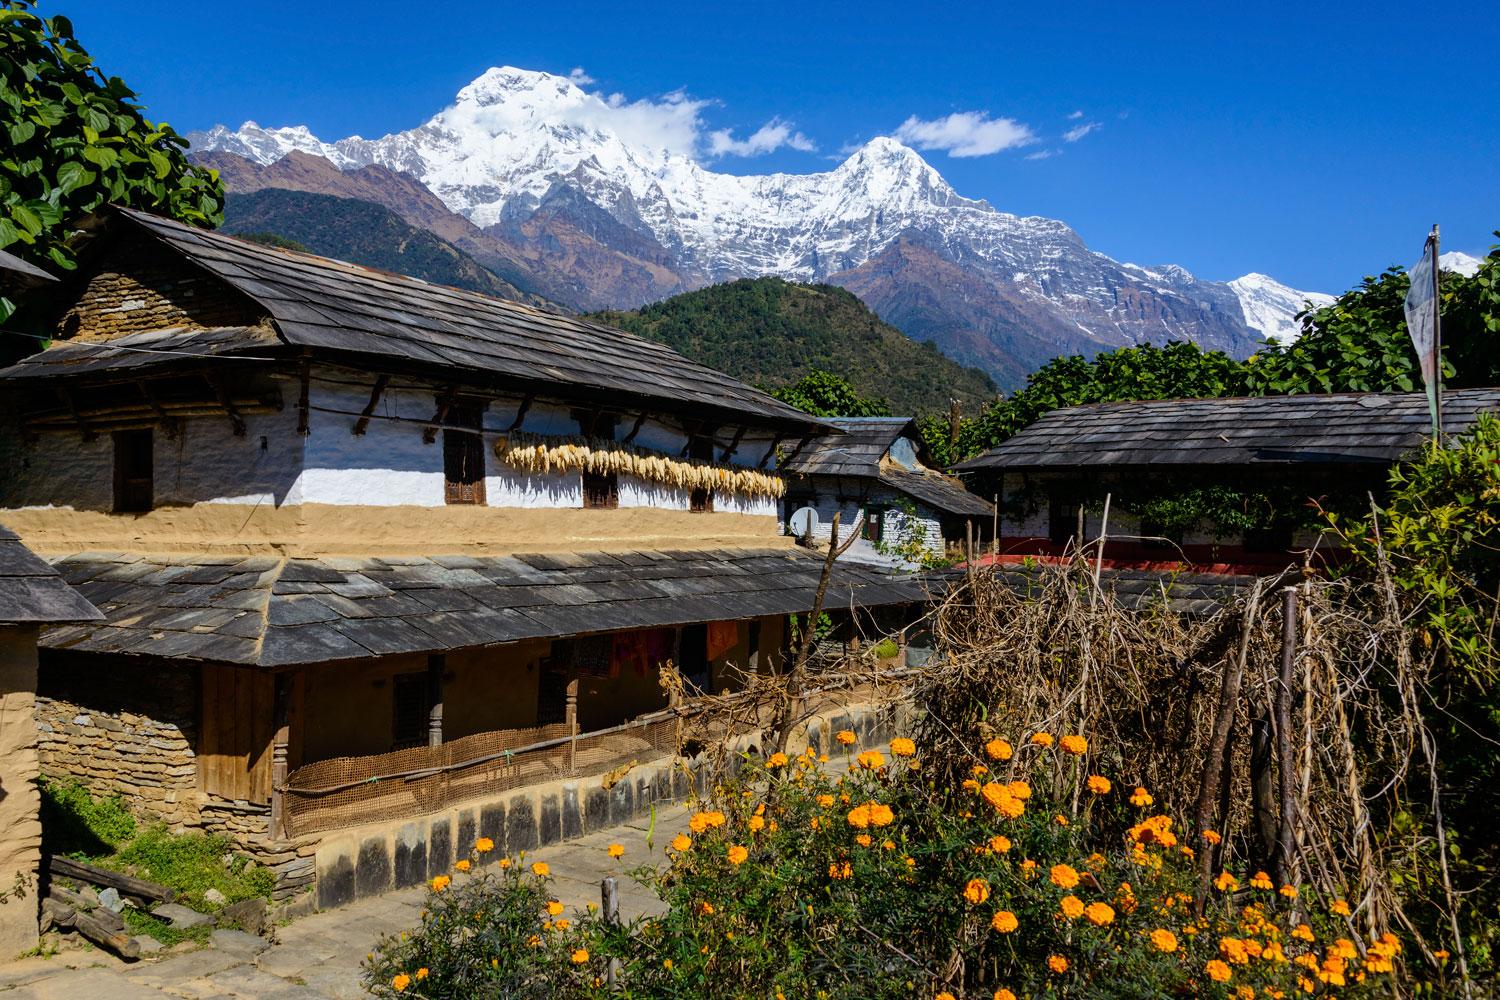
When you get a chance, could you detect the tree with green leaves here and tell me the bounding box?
[768,369,892,419]
[0,1,223,318]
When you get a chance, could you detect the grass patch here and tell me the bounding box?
[121,907,211,948]
[40,780,273,912]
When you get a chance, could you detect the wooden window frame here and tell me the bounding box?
[583,471,619,509]
[442,401,486,506]
[1048,497,1079,548]
[112,428,154,513]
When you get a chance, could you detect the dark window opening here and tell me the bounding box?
[575,410,617,441]
[688,433,716,463]
[1244,525,1294,554]
[443,401,486,505]
[1048,497,1079,548]
[537,666,568,726]
[583,471,619,509]
[113,429,153,513]
[391,672,429,750]
[679,623,709,691]
[690,487,714,513]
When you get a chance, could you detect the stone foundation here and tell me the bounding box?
[307,700,906,910]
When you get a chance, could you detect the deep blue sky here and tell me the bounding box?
[45,0,1499,293]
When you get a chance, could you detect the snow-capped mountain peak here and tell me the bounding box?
[1438,251,1483,277]
[1228,273,1336,344]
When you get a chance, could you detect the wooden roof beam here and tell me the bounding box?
[350,373,388,436]
[719,426,746,463]
[757,433,784,470]
[423,385,459,444]
[506,393,533,431]
[621,411,648,443]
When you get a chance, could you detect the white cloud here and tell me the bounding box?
[892,111,1036,157]
[1067,110,1084,120]
[707,118,816,157]
[1025,149,1058,161]
[567,67,595,86]
[1063,121,1101,143]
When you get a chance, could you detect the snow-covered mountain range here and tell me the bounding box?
[189,67,1332,385]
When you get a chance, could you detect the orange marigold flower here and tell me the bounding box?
[671,834,692,852]
[1202,829,1222,845]
[1206,959,1233,983]
[698,900,715,915]
[1047,954,1069,974]
[1059,894,1085,919]
[474,837,495,853]
[970,764,989,778]
[1050,863,1080,889]
[1214,870,1239,892]
[856,750,886,770]
[530,862,549,877]
[1279,884,1299,899]
[817,794,835,808]
[828,861,853,880]
[727,844,749,865]
[963,878,991,905]
[985,737,1013,761]
[856,833,872,847]
[1129,787,1154,807]
[890,737,916,757]
[1059,734,1088,755]
[1054,813,1069,826]
[991,910,1019,933]
[454,859,471,872]
[415,968,428,980]
[430,875,451,892]
[1086,852,1107,871]
[994,991,1017,1000]
[1330,899,1351,917]
[1250,871,1274,890]
[1291,923,1315,942]
[989,834,1012,854]
[688,810,726,833]
[748,815,765,833]
[1007,780,1031,800]
[936,993,956,1000]
[607,843,625,859]
[1031,732,1054,747]
[882,839,895,850]
[1151,928,1179,953]
[1085,901,1115,926]
[1087,774,1112,794]
[1020,859,1038,878]
[546,900,565,916]
[767,752,789,768]
[835,729,857,745]
[571,948,589,964]
[392,973,411,992]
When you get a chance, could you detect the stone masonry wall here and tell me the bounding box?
[58,233,264,341]
[35,653,200,828]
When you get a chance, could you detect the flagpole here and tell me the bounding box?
[1431,224,1442,440]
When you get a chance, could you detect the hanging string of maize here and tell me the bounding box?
[492,432,786,500]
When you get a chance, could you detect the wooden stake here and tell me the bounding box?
[1274,585,1300,885]
[507,393,534,431]
[622,411,647,443]
[351,374,389,436]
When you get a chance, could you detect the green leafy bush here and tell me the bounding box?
[39,778,135,856]
[111,825,273,911]
[366,736,1410,998]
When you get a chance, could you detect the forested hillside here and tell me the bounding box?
[592,278,997,416]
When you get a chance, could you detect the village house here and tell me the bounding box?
[0,207,925,907]
[954,390,1500,572]
[780,417,994,567]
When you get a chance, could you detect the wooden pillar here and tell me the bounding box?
[269,672,292,840]
[565,668,580,774]
[427,654,445,748]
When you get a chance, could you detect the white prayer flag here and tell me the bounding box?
[1403,232,1440,434]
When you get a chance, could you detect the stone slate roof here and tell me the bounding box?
[36,207,821,433]
[0,247,57,288]
[879,468,995,519]
[953,389,1500,471]
[40,548,932,667]
[782,418,919,476]
[0,326,279,380]
[0,526,102,625]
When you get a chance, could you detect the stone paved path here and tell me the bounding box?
[0,803,691,999]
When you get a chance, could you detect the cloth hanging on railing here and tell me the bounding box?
[707,620,739,661]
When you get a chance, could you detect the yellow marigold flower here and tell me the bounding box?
[552,918,571,931]
[1047,954,1069,974]
[989,834,1012,854]
[727,844,749,865]
[698,900,715,915]
[1206,959,1233,983]
[985,737,1013,761]
[546,900,564,916]
[1085,901,1115,926]
[663,958,673,970]
[1020,858,1038,878]
[604,843,625,859]
[671,834,692,851]
[571,948,589,964]
[688,810,726,833]
[415,968,428,980]
[890,737,916,757]
[856,833,872,847]
[1330,898,1351,917]
[1250,871,1273,890]
[994,991,1017,1000]
[828,860,853,880]
[936,993,956,1000]
[475,836,494,853]
[1291,923,1315,942]
[882,839,896,850]
[1221,937,1250,964]
[1151,928,1179,953]
[963,878,991,905]
[1059,894,1085,919]
[499,857,511,869]
[1050,863,1080,889]
[531,861,549,877]
[817,794,835,808]
[454,859,471,872]
[1129,787,1153,807]
[1087,774,1112,794]
[1214,870,1239,892]
[961,778,980,793]
[1202,829,1222,845]
[767,752,789,768]
[1007,780,1031,800]
[1054,813,1069,826]
[970,764,989,778]
[1279,883,1299,899]
[1086,852,1107,871]
[835,729,857,745]
[1059,734,1088,755]
[1030,732,1054,747]
[392,973,411,992]
[991,909,1019,933]
[430,874,451,892]
[748,815,765,833]
[856,749,886,770]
